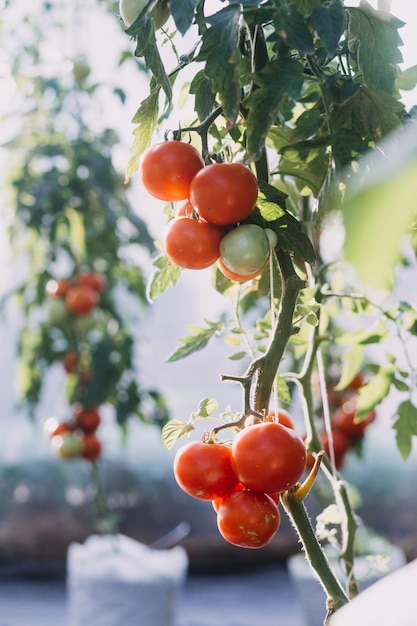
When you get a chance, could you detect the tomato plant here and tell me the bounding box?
[140,141,204,202]
[173,441,239,500]
[231,422,307,493]
[189,163,258,226]
[164,216,223,270]
[216,489,280,549]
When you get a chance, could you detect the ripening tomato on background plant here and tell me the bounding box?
[140,141,204,202]
[164,216,223,269]
[75,271,107,294]
[173,440,240,500]
[190,162,258,226]
[216,489,280,549]
[267,409,296,430]
[74,405,101,433]
[65,284,100,315]
[231,421,307,493]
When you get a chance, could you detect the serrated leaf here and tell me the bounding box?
[170,0,199,35]
[146,255,183,302]
[393,400,417,460]
[245,58,304,160]
[161,418,195,450]
[356,370,393,418]
[196,5,242,125]
[272,4,315,55]
[334,346,365,391]
[189,70,216,122]
[310,0,344,58]
[347,1,404,94]
[126,88,160,182]
[195,397,218,418]
[167,321,224,362]
[336,321,389,346]
[127,12,172,106]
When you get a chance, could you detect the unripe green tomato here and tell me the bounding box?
[219,224,270,276]
[72,56,91,83]
[47,298,70,326]
[119,0,148,27]
[51,433,82,459]
[152,0,170,30]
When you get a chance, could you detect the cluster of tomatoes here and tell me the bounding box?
[46,270,106,326]
[308,372,377,470]
[46,404,102,462]
[139,140,278,281]
[173,411,307,549]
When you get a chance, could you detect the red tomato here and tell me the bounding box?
[65,284,99,315]
[231,422,307,493]
[267,409,295,430]
[81,434,102,461]
[216,489,280,549]
[74,405,101,433]
[190,163,258,226]
[332,403,376,440]
[63,350,79,374]
[320,429,351,470]
[173,441,239,500]
[46,278,72,298]
[49,421,74,438]
[75,271,107,293]
[140,141,204,202]
[164,216,223,269]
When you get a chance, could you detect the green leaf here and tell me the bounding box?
[65,206,86,265]
[161,418,195,450]
[170,0,199,35]
[146,255,183,302]
[397,64,417,91]
[347,1,404,94]
[127,12,172,106]
[393,400,417,460]
[167,320,224,362]
[228,351,248,361]
[336,321,389,346]
[335,346,365,391]
[309,0,344,58]
[272,4,315,54]
[189,70,216,122]
[356,369,393,418]
[196,5,242,125]
[245,58,304,160]
[126,88,160,182]
[194,397,218,418]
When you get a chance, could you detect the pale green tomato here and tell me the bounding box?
[265,228,278,249]
[152,0,170,30]
[72,56,91,83]
[72,311,99,334]
[47,298,70,326]
[220,224,270,276]
[51,433,82,459]
[119,0,148,27]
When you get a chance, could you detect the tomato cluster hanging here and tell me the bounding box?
[139,140,278,281]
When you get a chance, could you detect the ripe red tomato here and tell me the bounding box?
[267,409,295,430]
[74,405,101,433]
[175,200,194,217]
[75,271,107,294]
[63,350,79,374]
[49,421,74,438]
[81,434,102,461]
[164,216,223,269]
[65,284,99,315]
[216,489,280,549]
[140,141,204,202]
[231,422,307,493]
[332,403,376,440]
[173,441,239,500]
[219,224,270,275]
[190,163,258,226]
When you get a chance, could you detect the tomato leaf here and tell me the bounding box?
[272,4,315,55]
[167,320,224,362]
[161,418,195,450]
[347,1,404,94]
[310,0,344,58]
[146,255,183,302]
[170,0,199,35]
[393,400,417,460]
[126,88,160,182]
[189,70,216,122]
[356,369,393,418]
[245,58,304,160]
[193,397,218,418]
[196,5,242,126]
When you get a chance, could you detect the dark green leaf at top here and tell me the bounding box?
[309,0,344,58]
[170,0,199,35]
[272,4,315,55]
[196,5,242,125]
